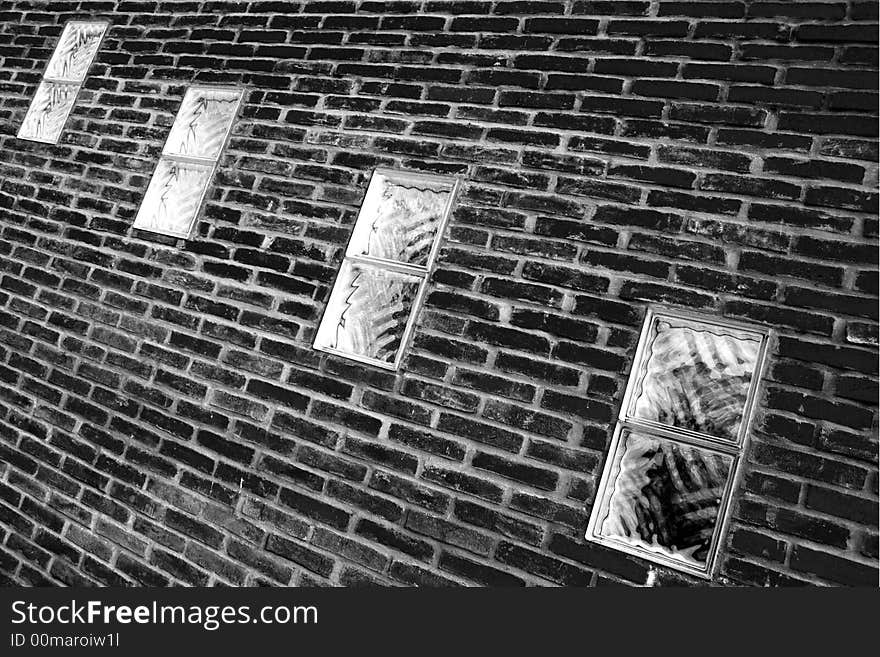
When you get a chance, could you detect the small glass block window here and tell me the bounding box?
[586,309,769,578]
[314,168,460,370]
[18,20,108,144]
[132,85,243,238]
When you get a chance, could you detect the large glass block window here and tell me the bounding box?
[314,168,460,370]
[586,309,769,577]
[132,85,243,238]
[18,20,108,143]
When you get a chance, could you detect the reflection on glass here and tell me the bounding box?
[163,87,242,160]
[347,173,454,268]
[596,430,733,568]
[132,160,212,237]
[44,22,107,81]
[17,81,79,143]
[314,261,422,365]
[631,318,761,442]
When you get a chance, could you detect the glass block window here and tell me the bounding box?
[586,308,769,578]
[132,85,243,238]
[314,168,460,370]
[18,20,108,143]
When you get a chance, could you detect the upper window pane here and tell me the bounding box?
[44,21,107,82]
[627,313,763,443]
[163,87,243,160]
[346,170,457,269]
[594,429,734,570]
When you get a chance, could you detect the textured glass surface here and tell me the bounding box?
[132,159,212,237]
[630,318,761,442]
[315,261,422,365]
[17,81,79,143]
[347,173,454,268]
[596,430,733,568]
[163,87,242,160]
[44,22,106,81]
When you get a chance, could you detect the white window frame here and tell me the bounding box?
[131,84,243,239]
[17,19,110,144]
[314,167,462,371]
[585,307,770,578]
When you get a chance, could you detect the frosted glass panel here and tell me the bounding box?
[44,22,107,81]
[346,171,455,268]
[133,85,240,237]
[17,81,79,143]
[314,261,422,366]
[163,87,243,160]
[132,160,212,238]
[587,309,767,577]
[315,169,457,370]
[17,21,106,144]
[595,430,734,569]
[629,316,762,443]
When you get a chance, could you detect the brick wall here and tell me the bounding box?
[0,0,877,587]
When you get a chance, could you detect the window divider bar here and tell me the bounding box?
[162,153,219,167]
[42,76,83,85]
[345,253,430,278]
[617,419,742,456]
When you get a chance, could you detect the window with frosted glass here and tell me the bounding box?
[132,85,242,238]
[314,168,460,370]
[18,20,108,144]
[586,309,769,578]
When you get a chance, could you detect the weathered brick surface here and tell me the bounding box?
[0,0,877,587]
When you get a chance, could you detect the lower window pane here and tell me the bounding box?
[132,158,212,237]
[314,261,422,367]
[18,81,79,143]
[594,430,734,569]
